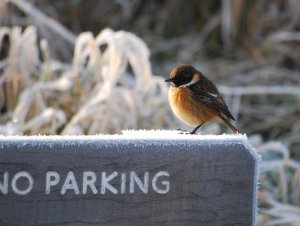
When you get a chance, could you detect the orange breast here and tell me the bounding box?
[168,87,216,126]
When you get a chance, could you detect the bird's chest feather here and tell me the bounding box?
[168,86,207,125]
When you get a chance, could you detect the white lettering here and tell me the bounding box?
[101,172,118,194]
[1,170,171,195]
[130,171,149,194]
[45,171,60,194]
[83,171,97,194]
[61,171,79,195]
[152,171,170,194]
[0,172,9,195]
[121,173,126,194]
[11,171,34,195]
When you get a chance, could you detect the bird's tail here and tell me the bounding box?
[219,115,238,133]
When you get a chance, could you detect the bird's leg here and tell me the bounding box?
[190,123,203,134]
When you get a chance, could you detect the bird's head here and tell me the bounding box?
[165,64,201,88]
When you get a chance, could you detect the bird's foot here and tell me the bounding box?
[177,129,198,135]
[177,129,188,134]
[177,129,186,132]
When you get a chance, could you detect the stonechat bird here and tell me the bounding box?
[165,64,238,134]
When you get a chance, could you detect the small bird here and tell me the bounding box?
[165,64,238,134]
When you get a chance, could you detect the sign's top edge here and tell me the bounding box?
[0,130,247,141]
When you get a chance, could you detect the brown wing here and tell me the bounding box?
[189,78,235,121]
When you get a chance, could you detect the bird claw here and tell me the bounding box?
[177,128,185,131]
[177,129,198,135]
[177,129,189,135]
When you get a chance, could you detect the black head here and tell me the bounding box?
[165,64,200,87]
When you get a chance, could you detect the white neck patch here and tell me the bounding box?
[179,73,200,88]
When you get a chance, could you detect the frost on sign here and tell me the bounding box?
[0,132,258,226]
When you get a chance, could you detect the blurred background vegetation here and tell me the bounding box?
[1,0,300,225]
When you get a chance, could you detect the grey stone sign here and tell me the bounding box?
[0,132,259,226]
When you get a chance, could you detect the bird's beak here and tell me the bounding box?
[165,77,173,82]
